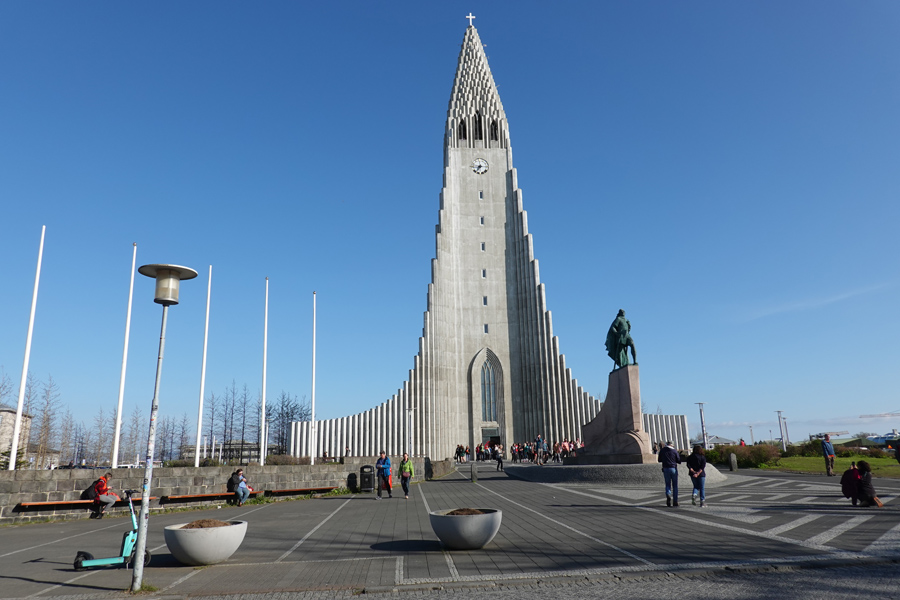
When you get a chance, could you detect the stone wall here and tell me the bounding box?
[0,457,454,524]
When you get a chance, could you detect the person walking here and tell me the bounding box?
[398,453,414,499]
[375,450,392,499]
[658,441,682,507]
[495,444,504,471]
[821,434,836,476]
[686,445,707,507]
[90,473,117,519]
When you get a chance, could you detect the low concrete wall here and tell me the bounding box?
[0,457,454,524]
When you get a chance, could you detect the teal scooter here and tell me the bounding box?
[74,489,151,570]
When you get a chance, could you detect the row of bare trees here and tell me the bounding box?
[2,368,311,468]
[203,381,310,459]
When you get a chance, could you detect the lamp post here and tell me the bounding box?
[775,410,787,452]
[131,264,197,592]
[748,425,755,445]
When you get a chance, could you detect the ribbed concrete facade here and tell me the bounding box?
[292,25,601,460]
[642,414,691,452]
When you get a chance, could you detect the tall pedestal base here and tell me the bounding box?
[579,365,654,465]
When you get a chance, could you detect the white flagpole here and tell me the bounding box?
[310,291,316,465]
[9,226,46,470]
[260,278,268,466]
[112,243,137,468]
[194,266,212,467]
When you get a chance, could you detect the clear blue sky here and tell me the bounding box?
[1,2,898,447]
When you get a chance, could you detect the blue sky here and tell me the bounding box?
[1,1,898,448]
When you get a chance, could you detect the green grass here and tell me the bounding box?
[770,456,900,478]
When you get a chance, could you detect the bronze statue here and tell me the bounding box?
[606,309,637,369]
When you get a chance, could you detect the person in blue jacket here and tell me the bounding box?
[658,441,682,507]
[375,450,392,499]
[821,435,836,476]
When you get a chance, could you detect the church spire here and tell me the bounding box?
[446,24,508,149]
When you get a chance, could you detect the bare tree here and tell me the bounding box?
[126,405,145,466]
[72,421,88,466]
[223,381,238,448]
[22,372,38,460]
[58,408,75,465]
[237,385,252,463]
[92,407,107,466]
[178,413,190,459]
[271,391,311,455]
[107,406,120,466]
[0,367,13,405]
[34,375,61,468]
[205,392,219,456]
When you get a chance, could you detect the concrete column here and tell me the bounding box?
[299,422,307,458]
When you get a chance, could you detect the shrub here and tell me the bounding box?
[783,440,821,458]
[707,444,781,468]
[863,447,888,459]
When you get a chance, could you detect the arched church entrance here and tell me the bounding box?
[468,348,504,449]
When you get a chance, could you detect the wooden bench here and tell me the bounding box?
[264,486,337,498]
[159,491,261,505]
[14,497,155,513]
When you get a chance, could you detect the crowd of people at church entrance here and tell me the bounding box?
[454,436,585,467]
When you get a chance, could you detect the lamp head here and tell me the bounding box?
[137,264,198,306]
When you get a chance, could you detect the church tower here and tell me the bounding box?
[291,23,601,460]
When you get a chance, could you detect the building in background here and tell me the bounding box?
[291,23,604,460]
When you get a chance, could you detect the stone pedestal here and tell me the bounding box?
[578,365,654,464]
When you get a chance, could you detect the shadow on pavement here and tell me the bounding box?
[370,539,443,553]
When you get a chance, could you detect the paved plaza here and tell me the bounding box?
[1,464,898,599]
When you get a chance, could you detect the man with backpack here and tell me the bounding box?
[86,473,116,519]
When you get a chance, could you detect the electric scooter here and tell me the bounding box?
[74,489,151,570]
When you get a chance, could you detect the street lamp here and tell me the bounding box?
[131,264,197,592]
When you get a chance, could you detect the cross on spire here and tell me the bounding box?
[466,13,476,27]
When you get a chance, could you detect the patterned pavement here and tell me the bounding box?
[1,465,897,599]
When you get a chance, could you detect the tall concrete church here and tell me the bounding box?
[292,23,601,460]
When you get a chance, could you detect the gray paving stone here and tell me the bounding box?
[0,466,898,599]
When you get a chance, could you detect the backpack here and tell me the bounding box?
[80,479,101,500]
[227,472,241,493]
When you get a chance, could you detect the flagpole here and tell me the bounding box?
[9,226,46,470]
[112,243,137,468]
[310,291,316,465]
[260,277,268,466]
[194,265,212,467]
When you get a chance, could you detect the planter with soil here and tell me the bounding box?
[164,519,248,566]
[428,508,502,550]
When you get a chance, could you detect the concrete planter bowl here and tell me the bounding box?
[164,521,248,566]
[428,509,502,550]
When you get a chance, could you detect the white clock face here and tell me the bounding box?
[472,158,489,174]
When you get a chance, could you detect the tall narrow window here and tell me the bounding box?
[479,216,485,225]
[481,359,497,421]
[478,190,484,200]
[483,324,489,334]
[481,242,485,252]
[482,269,486,278]
[457,120,467,141]
[474,112,484,140]
[483,296,488,306]
[490,120,499,141]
